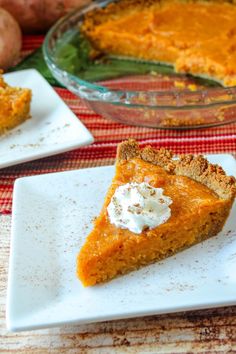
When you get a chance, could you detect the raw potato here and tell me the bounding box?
[0,0,92,33]
[0,8,22,69]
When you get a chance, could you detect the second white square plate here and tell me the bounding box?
[7,154,236,331]
[0,69,93,169]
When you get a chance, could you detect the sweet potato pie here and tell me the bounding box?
[77,140,236,286]
[0,73,32,135]
[81,0,236,86]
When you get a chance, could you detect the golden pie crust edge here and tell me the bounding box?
[117,139,236,201]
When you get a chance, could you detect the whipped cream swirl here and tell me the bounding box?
[107,182,172,234]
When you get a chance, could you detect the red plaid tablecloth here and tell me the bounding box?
[1,35,236,214]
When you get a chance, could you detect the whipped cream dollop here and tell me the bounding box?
[107,182,172,234]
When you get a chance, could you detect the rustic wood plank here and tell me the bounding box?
[0,215,236,353]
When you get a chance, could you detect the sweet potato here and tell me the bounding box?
[0,0,92,33]
[0,8,22,69]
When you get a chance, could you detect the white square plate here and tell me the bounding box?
[7,154,236,332]
[0,69,93,169]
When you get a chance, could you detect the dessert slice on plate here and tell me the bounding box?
[0,72,32,135]
[77,140,236,286]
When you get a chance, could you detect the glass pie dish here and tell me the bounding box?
[43,0,236,129]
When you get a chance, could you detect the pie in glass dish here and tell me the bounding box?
[81,0,236,87]
[77,140,236,286]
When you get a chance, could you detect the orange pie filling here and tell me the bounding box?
[77,154,234,286]
[82,0,236,86]
[0,73,32,135]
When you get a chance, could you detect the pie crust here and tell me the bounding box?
[118,139,236,200]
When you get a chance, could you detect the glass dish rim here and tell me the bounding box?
[43,0,236,109]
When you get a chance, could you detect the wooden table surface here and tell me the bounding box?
[1,215,236,353]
